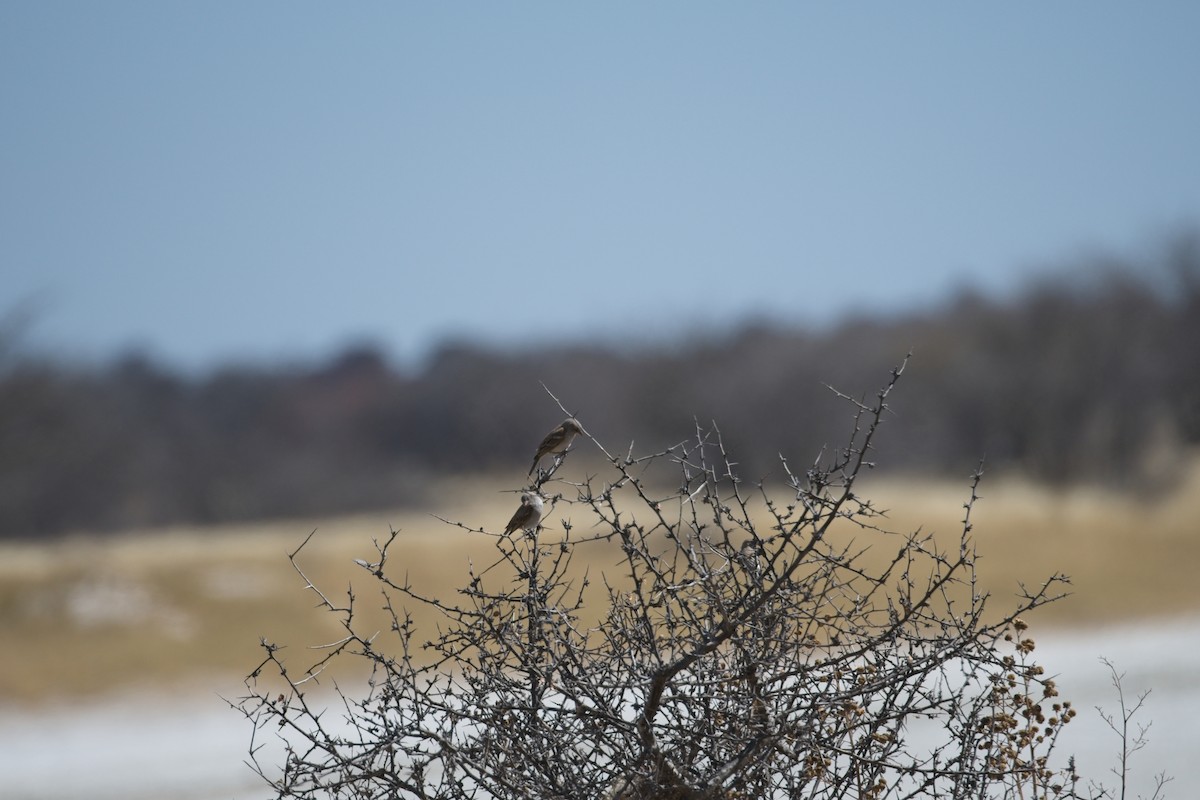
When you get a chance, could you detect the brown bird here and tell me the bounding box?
[528,419,583,474]
[504,491,545,535]
[528,418,584,476]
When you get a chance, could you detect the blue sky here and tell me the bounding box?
[3,3,1198,370]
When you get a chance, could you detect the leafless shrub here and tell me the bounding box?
[235,359,1161,799]
[1087,659,1172,800]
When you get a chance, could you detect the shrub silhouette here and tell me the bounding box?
[236,359,1160,799]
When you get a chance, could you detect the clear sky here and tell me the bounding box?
[3,3,1198,370]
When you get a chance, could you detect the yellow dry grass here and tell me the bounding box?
[854,467,1200,625]
[1,464,1197,705]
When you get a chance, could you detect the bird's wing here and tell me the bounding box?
[505,503,534,533]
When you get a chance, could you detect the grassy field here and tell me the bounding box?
[2,464,1198,705]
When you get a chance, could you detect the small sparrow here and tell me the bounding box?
[504,491,545,535]
[737,539,763,573]
[529,418,584,476]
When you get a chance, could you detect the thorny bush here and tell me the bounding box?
[236,359,1155,799]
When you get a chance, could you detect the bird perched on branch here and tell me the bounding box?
[504,491,544,535]
[529,418,584,476]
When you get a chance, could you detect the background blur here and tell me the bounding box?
[2,4,1199,798]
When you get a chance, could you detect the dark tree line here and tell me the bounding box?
[2,237,1198,539]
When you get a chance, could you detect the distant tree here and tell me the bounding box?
[234,360,1164,799]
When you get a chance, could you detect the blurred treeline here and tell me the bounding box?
[2,240,1198,540]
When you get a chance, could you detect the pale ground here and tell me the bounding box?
[1,463,1197,797]
[1,619,1194,800]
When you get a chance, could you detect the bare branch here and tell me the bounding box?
[236,362,1167,800]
